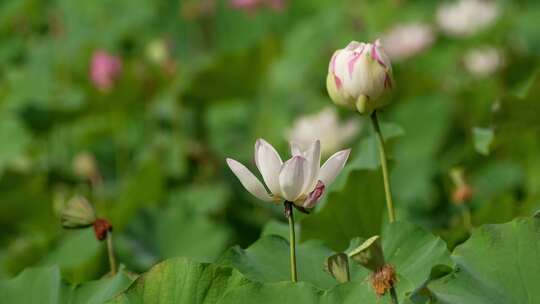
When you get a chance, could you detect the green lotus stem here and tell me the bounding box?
[461,205,473,232]
[106,232,117,275]
[390,286,398,304]
[284,201,298,282]
[370,111,396,223]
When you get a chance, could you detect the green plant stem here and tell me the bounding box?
[389,286,398,304]
[461,205,473,232]
[370,111,396,223]
[284,201,298,282]
[106,232,117,275]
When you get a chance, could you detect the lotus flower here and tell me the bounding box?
[327,40,393,114]
[226,139,350,209]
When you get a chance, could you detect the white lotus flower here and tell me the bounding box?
[463,47,504,78]
[326,40,393,114]
[286,107,360,157]
[226,139,350,209]
[436,0,498,37]
[381,23,435,62]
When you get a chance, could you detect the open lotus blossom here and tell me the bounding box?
[226,139,350,209]
[436,0,498,37]
[287,107,360,157]
[327,40,393,114]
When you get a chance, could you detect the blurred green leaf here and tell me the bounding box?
[0,265,134,304]
[39,230,103,283]
[472,127,494,156]
[0,114,31,175]
[109,257,250,304]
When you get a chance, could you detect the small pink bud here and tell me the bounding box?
[90,50,122,92]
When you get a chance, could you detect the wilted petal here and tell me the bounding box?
[227,158,273,202]
[302,140,321,193]
[319,149,351,186]
[302,180,325,209]
[279,156,307,202]
[254,139,283,195]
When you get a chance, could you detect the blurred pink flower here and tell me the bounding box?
[265,0,285,11]
[90,50,122,92]
[230,0,286,12]
[230,0,260,11]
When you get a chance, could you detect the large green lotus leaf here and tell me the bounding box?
[217,235,335,289]
[342,220,453,302]
[381,221,453,297]
[222,221,451,302]
[0,265,134,304]
[429,217,540,304]
[217,281,378,304]
[109,257,250,304]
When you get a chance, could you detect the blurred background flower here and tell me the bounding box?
[436,0,499,37]
[230,0,286,13]
[286,107,360,156]
[89,50,122,92]
[381,23,435,62]
[463,47,504,78]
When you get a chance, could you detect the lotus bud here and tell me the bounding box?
[327,40,393,114]
[61,196,96,229]
[324,253,350,283]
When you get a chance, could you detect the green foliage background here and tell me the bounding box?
[0,0,539,303]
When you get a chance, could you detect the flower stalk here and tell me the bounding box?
[390,286,398,304]
[370,111,396,223]
[284,201,298,282]
[106,232,117,275]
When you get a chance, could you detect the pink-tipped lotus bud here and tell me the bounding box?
[327,40,393,114]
